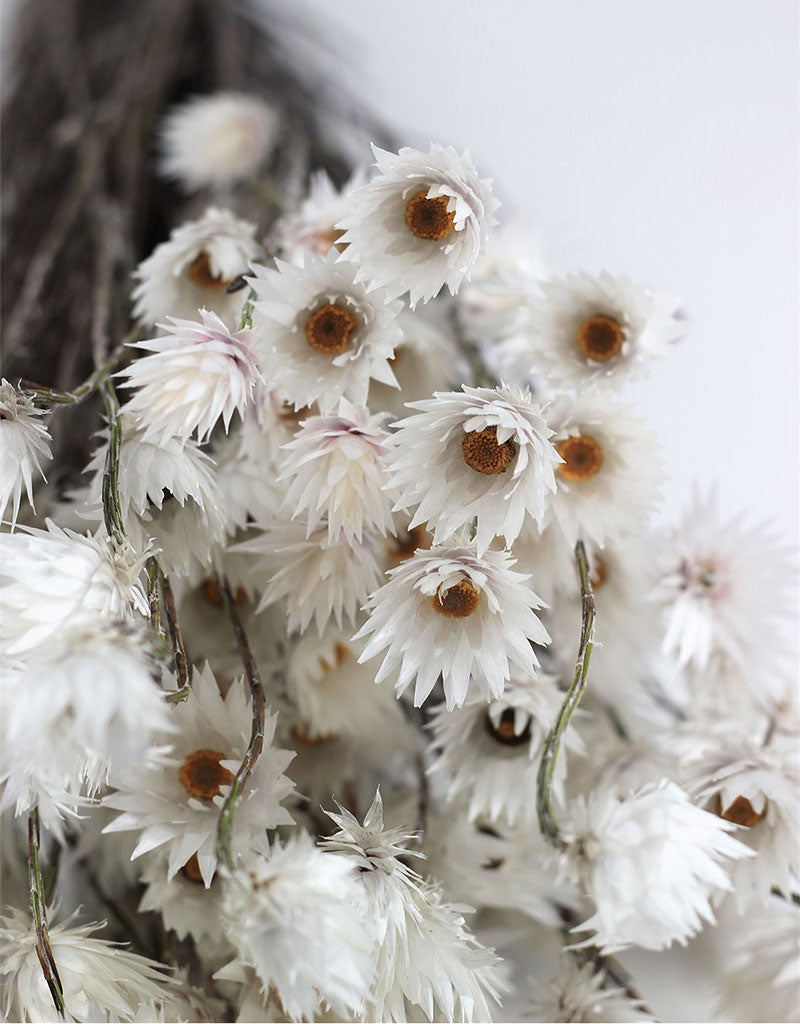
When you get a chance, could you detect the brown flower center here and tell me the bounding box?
[179,749,233,800]
[388,524,428,564]
[590,558,608,589]
[321,226,348,254]
[318,641,350,673]
[202,579,247,607]
[485,708,532,747]
[556,435,604,482]
[187,251,230,291]
[304,303,358,355]
[291,723,339,746]
[181,853,206,885]
[432,579,481,618]
[404,191,456,240]
[462,426,517,475]
[717,794,766,828]
[576,314,625,362]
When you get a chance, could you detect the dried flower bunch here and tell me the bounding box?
[1,5,797,1023]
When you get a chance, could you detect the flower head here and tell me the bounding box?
[118,309,263,444]
[159,91,279,192]
[0,380,52,527]
[249,250,402,413]
[386,384,560,554]
[337,143,499,306]
[355,542,550,709]
[132,207,258,325]
[276,167,367,263]
[527,957,655,1023]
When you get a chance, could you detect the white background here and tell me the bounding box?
[291,0,799,549]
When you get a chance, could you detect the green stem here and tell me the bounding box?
[99,377,125,542]
[536,540,596,848]
[215,577,266,871]
[27,810,65,1017]
[19,331,138,408]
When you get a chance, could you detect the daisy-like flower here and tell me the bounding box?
[118,309,263,444]
[0,380,52,527]
[337,143,499,306]
[132,207,259,325]
[0,521,147,658]
[249,250,402,413]
[322,790,505,1023]
[562,780,753,953]
[276,167,367,263]
[355,541,550,709]
[103,663,295,886]
[279,398,394,543]
[218,834,374,1022]
[515,270,685,391]
[158,91,279,192]
[654,489,793,695]
[682,730,800,902]
[239,518,384,635]
[0,907,172,1023]
[82,415,228,578]
[385,384,559,554]
[527,957,655,1023]
[713,895,800,1023]
[429,672,584,826]
[544,393,662,548]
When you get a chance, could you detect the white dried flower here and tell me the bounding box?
[323,791,505,1023]
[514,270,686,391]
[138,850,230,954]
[527,957,655,1023]
[337,143,499,306]
[355,541,550,709]
[279,398,394,543]
[385,384,559,554]
[0,380,52,527]
[118,310,263,444]
[249,250,402,413]
[0,907,172,1023]
[0,521,147,658]
[159,91,279,192]
[276,167,367,263]
[104,663,294,885]
[132,207,259,325]
[563,780,753,953]
[218,834,373,1022]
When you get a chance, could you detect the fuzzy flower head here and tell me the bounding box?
[0,521,147,658]
[279,398,393,543]
[563,780,753,953]
[544,393,662,548]
[654,489,794,694]
[118,309,263,444]
[0,380,52,527]
[429,672,584,827]
[355,542,550,709]
[132,207,259,325]
[337,143,499,307]
[516,270,686,391]
[159,91,279,192]
[527,957,655,1023]
[276,167,367,264]
[103,663,295,886]
[386,384,560,554]
[0,908,173,1023]
[249,250,402,413]
[219,834,374,1022]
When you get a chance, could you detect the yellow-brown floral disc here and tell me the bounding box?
[576,314,625,362]
[388,524,428,564]
[590,558,608,589]
[318,641,350,673]
[556,435,604,482]
[462,426,517,475]
[404,191,456,240]
[485,708,532,747]
[187,251,230,290]
[179,748,233,800]
[304,303,358,355]
[432,579,481,618]
[291,723,339,746]
[181,853,205,884]
[718,794,767,828]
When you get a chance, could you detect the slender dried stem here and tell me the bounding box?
[215,577,266,870]
[27,810,65,1017]
[18,332,136,408]
[99,377,125,542]
[536,540,596,848]
[161,568,192,704]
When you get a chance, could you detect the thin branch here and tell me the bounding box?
[215,576,267,871]
[537,540,596,849]
[27,810,65,1017]
[99,377,125,542]
[161,568,193,704]
[18,335,134,408]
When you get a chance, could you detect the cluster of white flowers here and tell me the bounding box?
[1,84,796,1024]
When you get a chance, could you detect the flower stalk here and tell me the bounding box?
[27,809,65,1017]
